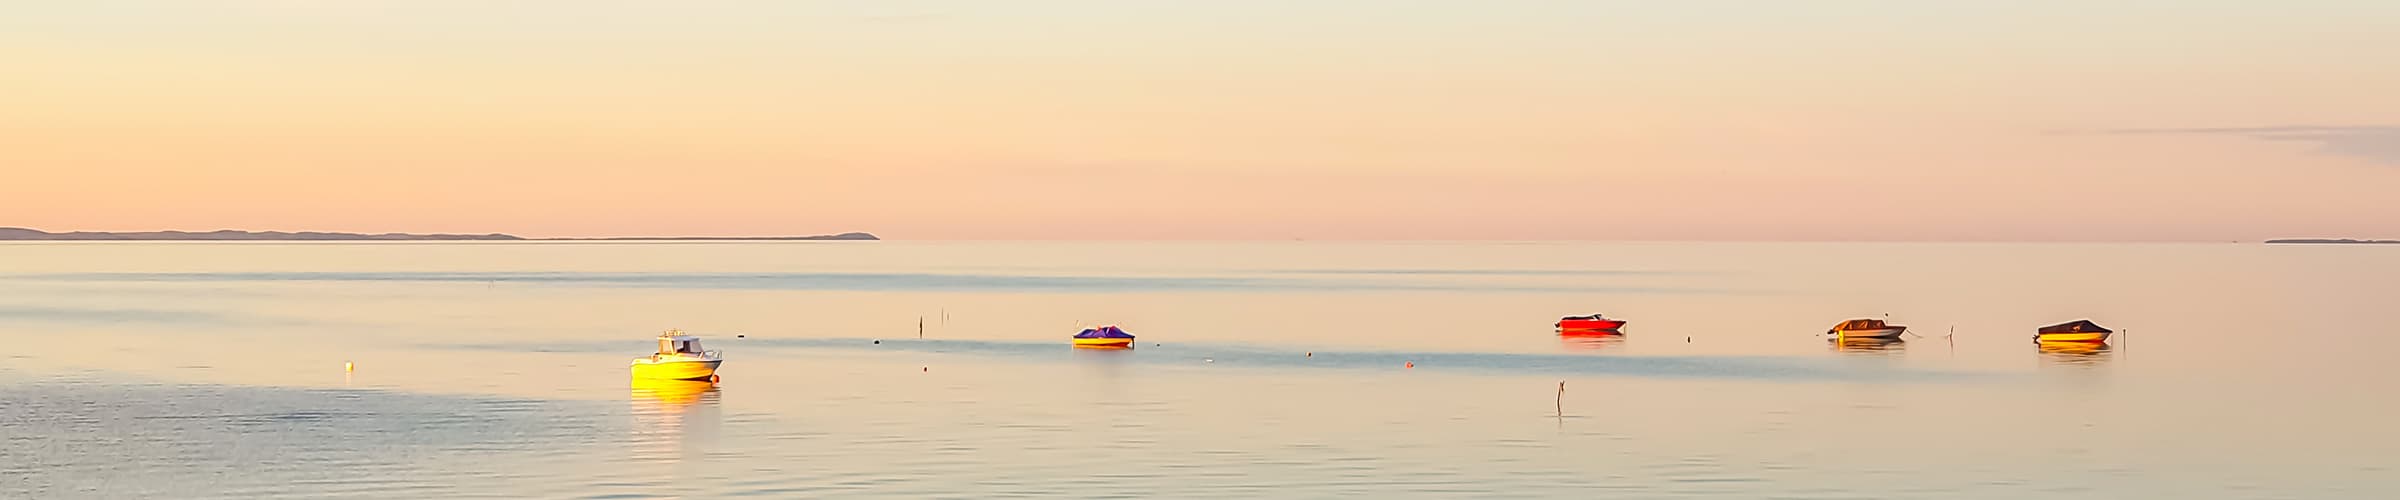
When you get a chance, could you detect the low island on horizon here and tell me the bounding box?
[0,227,878,241]
[2262,238,2400,245]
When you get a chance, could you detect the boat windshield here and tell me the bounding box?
[658,337,705,355]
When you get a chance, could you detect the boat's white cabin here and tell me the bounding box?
[657,332,707,356]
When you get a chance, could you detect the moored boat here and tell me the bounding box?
[1556,314,1627,331]
[2034,319,2113,343]
[1072,325,1136,348]
[631,330,722,381]
[1827,318,1907,340]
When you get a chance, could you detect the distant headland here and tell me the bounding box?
[543,233,879,241]
[2263,238,2400,245]
[0,227,877,241]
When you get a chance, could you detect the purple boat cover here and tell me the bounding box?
[1073,325,1135,339]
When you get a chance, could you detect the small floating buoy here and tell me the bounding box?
[344,361,354,372]
[873,340,881,345]
[709,374,720,383]
[1405,361,1415,369]
[1305,352,1313,358]
[921,366,928,372]
[736,334,745,339]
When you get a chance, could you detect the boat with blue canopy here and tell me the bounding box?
[1072,325,1136,348]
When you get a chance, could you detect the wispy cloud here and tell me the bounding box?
[2081,125,2400,166]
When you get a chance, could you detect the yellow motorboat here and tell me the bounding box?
[2033,319,2113,344]
[631,330,722,381]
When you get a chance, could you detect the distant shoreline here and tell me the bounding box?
[2263,238,2400,245]
[0,227,878,241]
[540,234,879,241]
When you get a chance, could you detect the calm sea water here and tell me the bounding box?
[2,242,2393,498]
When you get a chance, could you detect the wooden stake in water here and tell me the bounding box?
[918,317,924,339]
[1556,381,1566,417]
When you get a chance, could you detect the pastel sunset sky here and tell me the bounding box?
[7,1,2397,240]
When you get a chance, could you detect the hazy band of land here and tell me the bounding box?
[2263,238,2400,245]
[0,227,877,241]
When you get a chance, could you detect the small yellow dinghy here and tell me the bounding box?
[2034,320,2112,344]
[631,329,722,381]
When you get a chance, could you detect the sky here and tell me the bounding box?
[5,0,2397,240]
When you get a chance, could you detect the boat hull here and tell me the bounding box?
[1557,319,1627,330]
[2037,341,2112,356]
[1558,329,1625,338]
[2034,332,2110,343]
[1832,337,1906,351]
[631,359,722,380]
[1072,337,1134,348]
[1830,327,1908,339]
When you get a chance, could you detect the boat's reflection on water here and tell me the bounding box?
[1558,330,1625,351]
[2036,341,2114,366]
[629,378,721,463]
[1070,343,1132,370]
[1829,337,1907,355]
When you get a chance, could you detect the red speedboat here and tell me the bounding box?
[1556,314,1626,331]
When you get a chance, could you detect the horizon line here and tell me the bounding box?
[8,226,2389,244]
